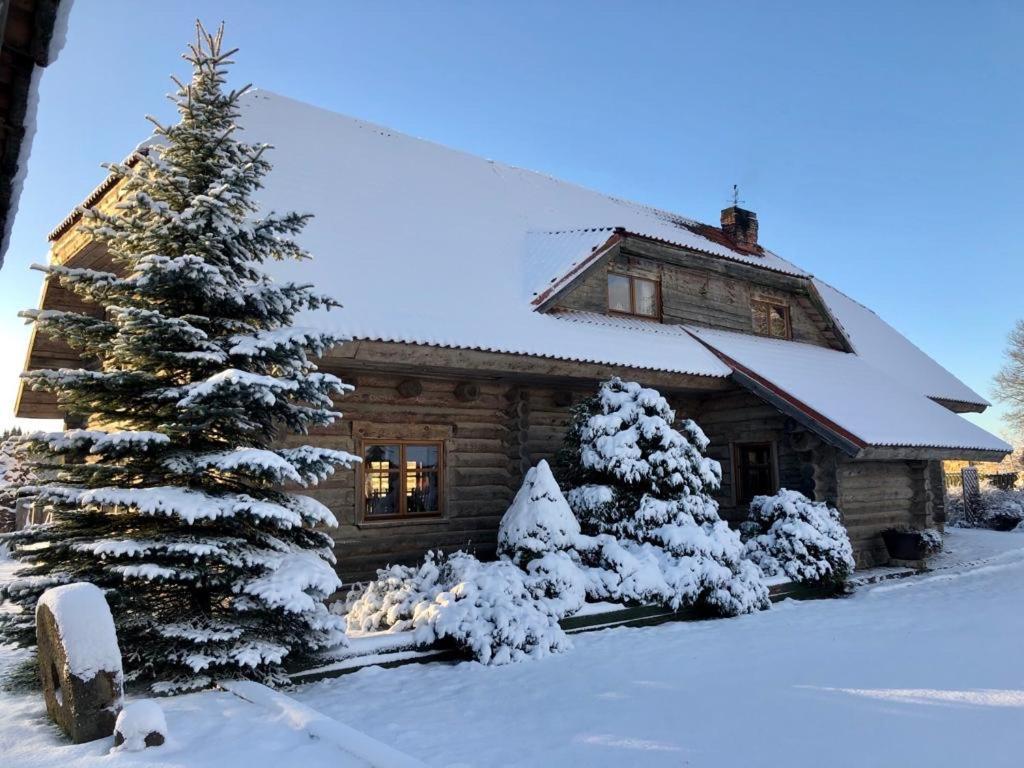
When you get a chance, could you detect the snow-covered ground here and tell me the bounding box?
[0,682,374,768]
[296,528,1024,767]
[0,555,388,767]
[2,529,1023,767]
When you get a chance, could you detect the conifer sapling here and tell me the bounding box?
[559,378,768,615]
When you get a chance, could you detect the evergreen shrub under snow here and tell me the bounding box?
[496,462,732,611]
[0,434,26,531]
[948,485,1024,531]
[497,460,581,567]
[557,378,768,615]
[345,551,569,665]
[743,489,855,588]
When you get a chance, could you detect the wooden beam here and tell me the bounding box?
[857,445,1010,462]
[396,379,423,398]
[929,397,987,415]
[324,340,731,395]
[620,238,808,291]
[453,382,480,402]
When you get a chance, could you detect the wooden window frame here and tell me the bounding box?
[732,441,779,506]
[359,439,444,522]
[750,298,792,340]
[607,271,662,320]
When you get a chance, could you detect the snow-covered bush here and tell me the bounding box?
[345,553,447,633]
[346,551,570,665]
[0,432,29,531]
[497,460,581,566]
[919,528,944,555]
[743,489,855,588]
[558,378,768,615]
[948,485,1024,530]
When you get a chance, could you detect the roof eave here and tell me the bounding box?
[531,231,622,312]
[688,330,1009,463]
[47,148,146,242]
[929,396,989,415]
[857,445,1010,462]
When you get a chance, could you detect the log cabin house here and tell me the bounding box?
[16,91,1010,579]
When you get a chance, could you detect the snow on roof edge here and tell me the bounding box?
[0,0,75,267]
[340,326,732,379]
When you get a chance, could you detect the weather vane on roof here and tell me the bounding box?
[730,184,744,207]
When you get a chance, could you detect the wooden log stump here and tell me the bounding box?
[454,382,480,402]
[396,378,422,398]
[36,583,124,744]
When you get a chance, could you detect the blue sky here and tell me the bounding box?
[1,0,1020,437]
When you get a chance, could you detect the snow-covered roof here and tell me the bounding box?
[236,91,805,379]
[687,327,1009,454]
[813,280,989,408]
[229,91,982,412]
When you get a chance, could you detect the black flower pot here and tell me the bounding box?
[881,529,928,561]
[987,513,1020,532]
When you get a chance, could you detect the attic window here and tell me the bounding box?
[751,299,791,339]
[608,272,660,319]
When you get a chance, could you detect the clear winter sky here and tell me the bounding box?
[0,0,1020,437]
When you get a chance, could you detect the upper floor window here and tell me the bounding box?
[363,441,442,519]
[734,442,777,504]
[608,272,660,318]
[751,299,791,339]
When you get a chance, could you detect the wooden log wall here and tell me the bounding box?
[282,371,529,582]
[835,458,931,568]
[283,367,942,578]
[689,388,811,523]
[306,373,838,582]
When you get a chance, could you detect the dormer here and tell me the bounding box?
[531,226,850,352]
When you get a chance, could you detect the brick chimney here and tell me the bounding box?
[720,205,759,250]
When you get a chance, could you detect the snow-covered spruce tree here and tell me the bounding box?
[497,460,581,567]
[558,378,768,615]
[0,24,356,692]
[743,489,855,589]
[496,460,587,616]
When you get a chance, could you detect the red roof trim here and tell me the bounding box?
[531,231,622,308]
[688,332,869,450]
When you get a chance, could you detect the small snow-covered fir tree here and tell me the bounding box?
[497,460,581,566]
[0,24,356,692]
[558,378,767,615]
[743,489,855,589]
[0,430,28,531]
[497,460,587,616]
